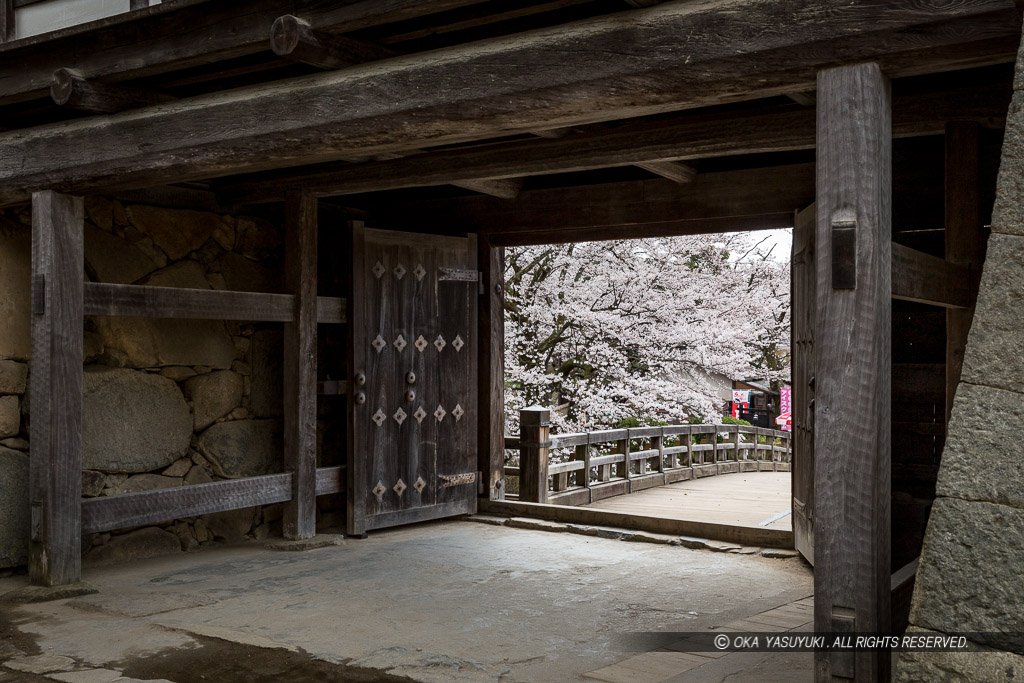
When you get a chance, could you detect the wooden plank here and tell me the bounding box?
[518,407,550,504]
[28,190,84,587]
[282,191,318,540]
[945,121,983,423]
[480,499,793,548]
[891,242,970,307]
[83,282,295,320]
[345,220,366,536]
[1,0,14,43]
[83,282,346,323]
[82,473,293,534]
[50,68,175,113]
[315,296,346,323]
[479,241,505,500]
[0,0,489,106]
[0,1,1017,204]
[222,83,1011,205]
[814,62,892,682]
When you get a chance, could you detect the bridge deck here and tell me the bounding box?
[581,471,793,530]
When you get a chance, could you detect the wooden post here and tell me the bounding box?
[685,426,693,467]
[654,431,665,472]
[1,0,14,43]
[518,407,550,504]
[815,62,892,682]
[617,438,631,481]
[479,240,506,500]
[731,427,741,461]
[574,443,590,489]
[29,190,84,587]
[283,191,318,540]
[944,121,982,425]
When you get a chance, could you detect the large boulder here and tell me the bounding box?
[196,419,282,479]
[0,396,19,438]
[249,330,283,418]
[0,360,28,395]
[201,507,257,542]
[126,205,227,260]
[0,217,31,361]
[90,261,235,369]
[85,527,181,565]
[183,370,243,431]
[83,222,161,284]
[83,367,192,473]
[213,251,283,295]
[0,447,29,567]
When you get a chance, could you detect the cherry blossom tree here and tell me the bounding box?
[504,232,790,432]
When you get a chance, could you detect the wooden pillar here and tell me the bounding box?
[29,190,84,587]
[479,240,506,500]
[518,407,549,504]
[282,191,318,540]
[944,122,982,424]
[814,63,892,682]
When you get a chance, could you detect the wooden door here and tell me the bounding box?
[791,203,815,565]
[347,227,479,535]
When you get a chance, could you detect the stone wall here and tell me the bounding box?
[896,35,1024,680]
[0,197,336,570]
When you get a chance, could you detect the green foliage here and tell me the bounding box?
[721,416,752,427]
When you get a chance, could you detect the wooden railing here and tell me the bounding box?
[504,406,791,506]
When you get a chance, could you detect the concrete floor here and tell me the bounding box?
[0,519,813,682]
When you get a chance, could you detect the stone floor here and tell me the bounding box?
[0,519,813,682]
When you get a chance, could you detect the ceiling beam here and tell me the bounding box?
[373,163,817,238]
[0,0,490,106]
[50,68,175,113]
[218,83,1009,204]
[270,14,398,69]
[0,0,1017,205]
[635,161,697,183]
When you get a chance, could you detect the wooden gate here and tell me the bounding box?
[791,203,815,565]
[347,227,479,535]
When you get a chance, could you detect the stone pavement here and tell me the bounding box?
[0,519,812,682]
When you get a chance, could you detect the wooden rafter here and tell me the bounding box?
[0,0,1016,205]
[50,68,175,113]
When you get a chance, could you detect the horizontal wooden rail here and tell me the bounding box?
[891,242,970,308]
[81,465,345,534]
[82,282,346,323]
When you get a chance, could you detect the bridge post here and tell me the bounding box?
[518,407,550,504]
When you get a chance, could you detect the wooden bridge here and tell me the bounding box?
[503,407,792,517]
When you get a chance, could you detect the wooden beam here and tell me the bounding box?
[50,68,175,113]
[786,91,816,106]
[944,121,983,423]
[29,190,84,587]
[488,213,796,247]
[282,191,318,540]
[452,178,523,199]
[891,241,971,308]
[814,63,891,682]
[82,282,346,323]
[0,0,490,106]
[81,466,345,533]
[270,14,398,69]
[378,163,816,238]
[479,239,505,499]
[0,0,1016,205]
[219,83,1010,205]
[634,161,697,183]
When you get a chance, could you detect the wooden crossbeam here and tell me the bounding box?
[891,242,971,308]
[634,161,697,183]
[219,83,1009,204]
[50,68,174,113]
[270,14,397,69]
[82,282,346,323]
[81,466,345,534]
[377,163,816,238]
[0,0,1016,205]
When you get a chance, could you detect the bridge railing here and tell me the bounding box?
[504,406,791,506]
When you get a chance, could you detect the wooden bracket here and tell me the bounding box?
[50,68,175,114]
[270,14,397,70]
